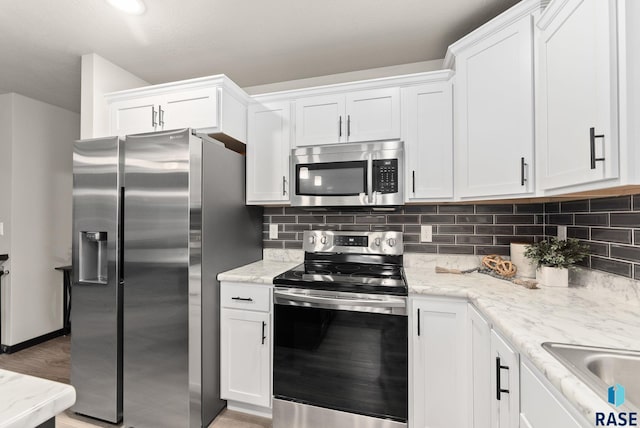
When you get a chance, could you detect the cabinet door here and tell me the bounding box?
[109,96,159,136]
[294,94,344,146]
[346,88,400,143]
[162,87,219,130]
[469,305,491,428]
[455,15,534,198]
[246,102,291,203]
[411,298,468,428]
[536,0,619,190]
[402,82,453,201]
[520,361,583,428]
[220,308,270,408]
[491,330,519,428]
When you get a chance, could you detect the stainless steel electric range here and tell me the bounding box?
[272,230,408,428]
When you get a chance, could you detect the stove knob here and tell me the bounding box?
[387,238,397,247]
[320,235,328,245]
[308,235,316,244]
[374,238,382,247]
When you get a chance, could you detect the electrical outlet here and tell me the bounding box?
[420,225,433,243]
[557,225,567,240]
[0,222,3,236]
[269,224,279,240]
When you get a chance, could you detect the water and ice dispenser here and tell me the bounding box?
[79,231,108,284]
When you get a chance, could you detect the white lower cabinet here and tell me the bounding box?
[220,282,271,412]
[520,359,585,428]
[410,297,468,428]
[468,305,491,428]
[491,329,520,428]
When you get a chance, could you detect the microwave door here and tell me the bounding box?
[294,161,370,207]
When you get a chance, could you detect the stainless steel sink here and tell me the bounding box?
[543,342,640,411]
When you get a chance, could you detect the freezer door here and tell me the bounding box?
[123,128,196,427]
[71,136,123,423]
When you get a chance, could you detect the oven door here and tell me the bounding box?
[273,288,408,424]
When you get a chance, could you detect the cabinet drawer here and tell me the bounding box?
[221,283,271,312]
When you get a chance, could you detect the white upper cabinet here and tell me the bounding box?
[246,101,292,204]
[295,87,400,146]
[536,0,619,191]
[109,96,162,137]
[162,87,219,130]
[345,88,400,143]
[401,74,454,201]
[295,94,345,146]
[451,6,538,199]
[106,75,249,143]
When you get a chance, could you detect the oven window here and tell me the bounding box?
[274,304,408,422]
[296,161,366,196]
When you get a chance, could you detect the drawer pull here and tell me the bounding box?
[231,296,253,302]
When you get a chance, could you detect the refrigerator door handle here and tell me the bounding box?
[119,186,125,285]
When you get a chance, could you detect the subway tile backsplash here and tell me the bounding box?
[263,204,546,257]
[263,194,640,281]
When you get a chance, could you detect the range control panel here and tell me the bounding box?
[302,230,403,256]
[373,159,398,194]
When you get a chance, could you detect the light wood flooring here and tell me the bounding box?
[0,336,271,428]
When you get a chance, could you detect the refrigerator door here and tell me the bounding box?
[71,136,123,423]
[123,128,195,427]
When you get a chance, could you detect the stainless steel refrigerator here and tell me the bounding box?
[71,128,262,427]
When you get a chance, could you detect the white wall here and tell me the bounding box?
[80,53,148,139]
[243,59,444,95]
[0,93,79,346]
[0,95,13,343]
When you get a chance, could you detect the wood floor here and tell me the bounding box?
[0,336,271,428]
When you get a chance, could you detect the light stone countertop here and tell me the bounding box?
[217,259,300,284]
[0,369,76,428]
[408,267,640,424]
[217,252,640,424]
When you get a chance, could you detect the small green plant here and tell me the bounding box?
[524,237,589,269]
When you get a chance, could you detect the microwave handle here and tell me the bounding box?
[367,154,373,204]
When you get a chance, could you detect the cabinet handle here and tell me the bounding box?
[261,321,267,345]
[282,176,287,196]
[496,356,510,400]
[520,157,527,186]
[231,296,253,302]
[151,107,157,127]
[339,116,342,138]
[417,308,421,336]
[159,106,164,127]
[590,127,605,169]
[412,170,416,194]
[347,115,351,137]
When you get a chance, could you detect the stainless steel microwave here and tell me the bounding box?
[291,140,404,208]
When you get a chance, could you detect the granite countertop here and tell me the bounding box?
[0,369,76,428]
[217,257,639,423]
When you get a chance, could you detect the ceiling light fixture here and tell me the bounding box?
[106,0,146,15]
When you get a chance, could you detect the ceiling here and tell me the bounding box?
[0,0,520,113]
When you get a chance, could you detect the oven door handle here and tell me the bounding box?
[274,289,406,313]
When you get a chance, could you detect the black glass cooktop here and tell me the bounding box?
[274,261,408,296]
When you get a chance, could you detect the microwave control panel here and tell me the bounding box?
[373,159,398,194]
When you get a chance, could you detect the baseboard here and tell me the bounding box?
[226,400,272,419]
[0,329,66,354]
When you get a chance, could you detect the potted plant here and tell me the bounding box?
[524,238,589,287]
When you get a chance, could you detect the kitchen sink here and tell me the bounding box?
[542,342,640,410]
